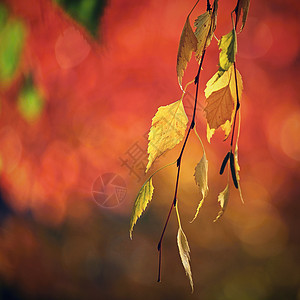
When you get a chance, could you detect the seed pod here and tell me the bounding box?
[220,152,230,175]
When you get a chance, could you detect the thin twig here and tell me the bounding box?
[157,50,206,282]
[229,62,240,149]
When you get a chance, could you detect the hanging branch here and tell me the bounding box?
[129,0,250,290]
[157,50,206,282]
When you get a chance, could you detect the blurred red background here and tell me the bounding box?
[0,0,299,299]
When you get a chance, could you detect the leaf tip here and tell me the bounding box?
[178,77,184,91]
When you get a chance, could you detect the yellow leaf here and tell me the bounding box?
[234,0,250,32]
[194,0,219,62]
[205,85,234,130]
[176,17,198,89]
[177,226,194,292]
[204,66,243,139]
[205,64,242,99]
[214,184,229,222]
[129,178,154,239]
[206,123,215,143]
[146,100,188,173]
[191,152,208,222]
[220,120,232,140]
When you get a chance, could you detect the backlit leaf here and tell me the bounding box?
[217,29,237,79]
[205,85,234,130]
[234,0,250,32]
[205,65,242,99]
[194,11,211,62]
[194,0,219,62]
[204,66,243,141]
[191,152,208,222]
[129,178,154,239]
[146,100,188,173]
[176,17,197,89]
[214,184,229,221]
[206,124,215,143]
[177,226,194,292]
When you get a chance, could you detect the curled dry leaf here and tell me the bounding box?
[204,66,243,141]
[176,17,198,89]
[146,100,188,173]
[129,178,154,239]
[214,184,230,222]
[234,0,250,32]
[177,226,194,292]
[210,0,219,35]
[191,152,208,222]
[177,0,219,87]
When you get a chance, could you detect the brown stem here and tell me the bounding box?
[207,0,211,11]
[233,0,240,28]
[157,50,206,282]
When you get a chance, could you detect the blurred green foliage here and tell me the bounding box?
[54,0,108,37]
[17,75,44,122]
[0,4,25,84]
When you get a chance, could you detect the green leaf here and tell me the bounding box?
[214,184,230,222]
[129,177,154,239]
[0,4,26,83]
[191,152,208,222]
[177,226,194,292]
[54,0,107,37]
[217,29,237,79]
[146,100,188,173]
[17,75,44,122]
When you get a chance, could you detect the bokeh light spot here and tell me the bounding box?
[280,111,300,162]
[0,126,22,173]
[55,26,91,69]
[238,18,273,59]
[40,140,80,194]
